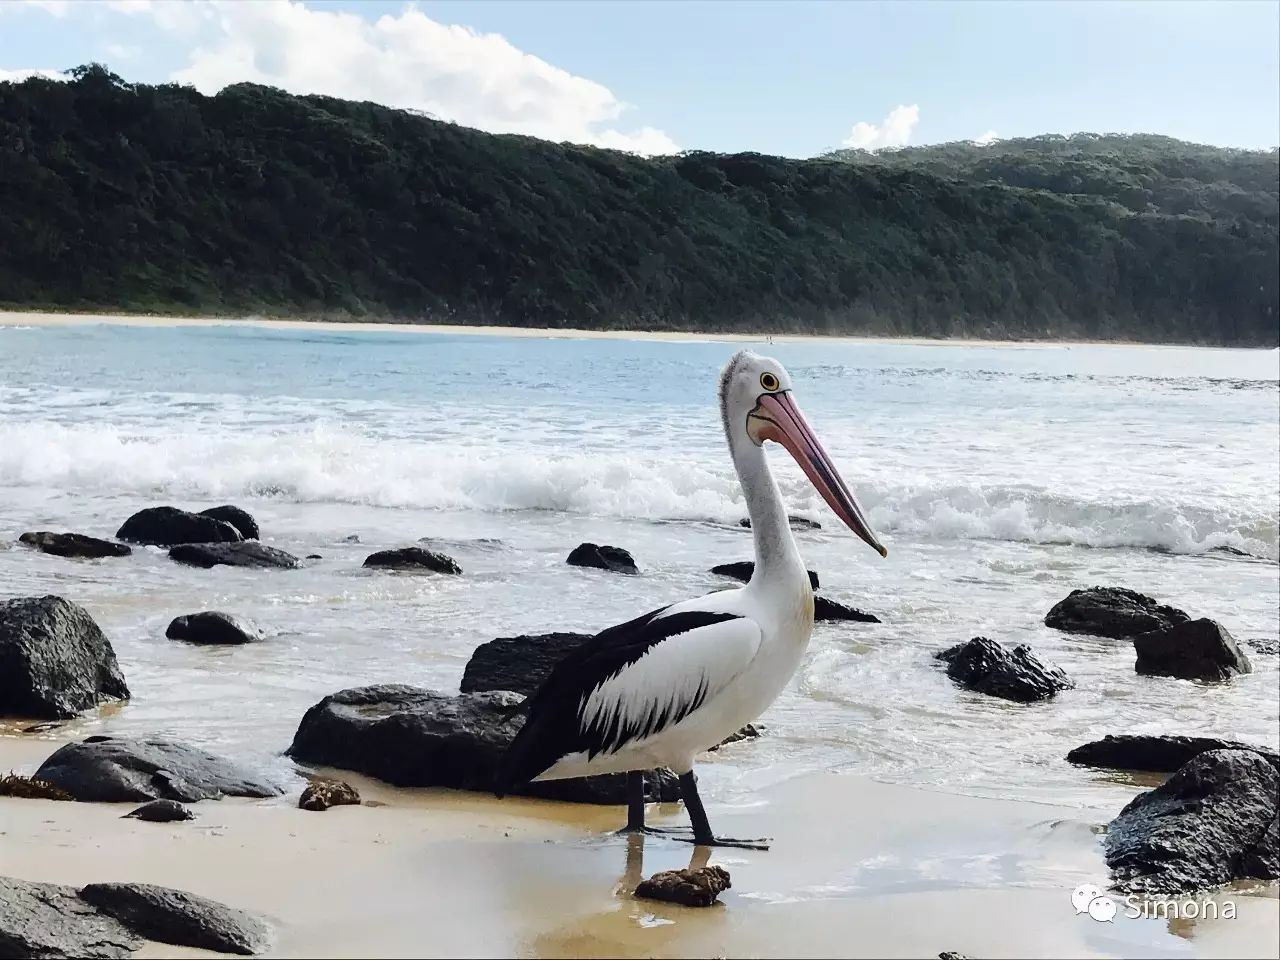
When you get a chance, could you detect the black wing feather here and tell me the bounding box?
[493,606,741,796]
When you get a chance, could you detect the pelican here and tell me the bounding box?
[495,351,886,848]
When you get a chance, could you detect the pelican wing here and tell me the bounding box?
[494,607,761,793]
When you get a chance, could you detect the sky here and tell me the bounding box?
[0,0,1277,157]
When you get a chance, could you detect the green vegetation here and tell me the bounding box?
[1,65,1276,344]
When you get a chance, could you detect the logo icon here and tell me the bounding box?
[1072,883,1117,922]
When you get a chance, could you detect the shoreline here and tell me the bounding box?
[3,734,1275,959]
[0,308,1253,350]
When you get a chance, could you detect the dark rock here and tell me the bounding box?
[461,632,591,697]
[634,866,731,907]
[566,542,637,574]
[0,596,130,719]
[362,547,461,574]
[116,506,242,547]
[1246,637,1279,656]
[18,532,131,559]
[711,561,819,590]
[123,799,195,822]
[1105,749,1279,893]
[0,876,141,959]
[0,773,72,800]
[299,779,361,811]
[1134,618,1252,681]
[79,882,271,956]
[707,723,763,752]
[813,596,880,623]
[305,554,323,560]
[936,637,1074,702]
[33,736,282,803]
[287,684,680,805]
[1067,735,1280,774]
[740,515,821,530]
[197,505,259,540]
[169,542,299,569]
[343,534,361,543]
[1044,586,1188,639]
[165,612,262,646]
[938,954,970,960]
[1241,814,1279,880]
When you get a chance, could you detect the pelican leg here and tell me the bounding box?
[615,770,692,837]
[674,769,771,851]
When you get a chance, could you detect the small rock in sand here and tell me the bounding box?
[566,542,637,574]
[634,866,732,907]
[18,531,131,559]
[123,799,195,822]
[363,547,461,574]
[299,779,361,811]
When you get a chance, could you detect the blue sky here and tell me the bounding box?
[1,0,1276,156]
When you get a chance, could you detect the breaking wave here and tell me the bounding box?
[1,420,1274,559]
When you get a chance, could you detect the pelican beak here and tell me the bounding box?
[749,392,887,558]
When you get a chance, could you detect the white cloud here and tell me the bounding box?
[9,0,70,16]
[0,67,65,83]
[53,0,676,155]
[841,104,920,151]
[105,43,140,60]
[973,129,1000,146]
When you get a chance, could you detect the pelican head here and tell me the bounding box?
[719,351,886,558]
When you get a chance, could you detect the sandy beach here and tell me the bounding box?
[2,734,1276,959]
[0,308,1160,350]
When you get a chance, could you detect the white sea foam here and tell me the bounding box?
[2,420,1273,559]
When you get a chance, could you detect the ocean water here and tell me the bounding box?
[1,323,1277,813]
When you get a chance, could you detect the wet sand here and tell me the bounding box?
[2,736,1275,959]
[0,308,1152,349]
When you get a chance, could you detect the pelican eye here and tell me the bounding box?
[760,372,780,391]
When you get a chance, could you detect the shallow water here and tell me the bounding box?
[1,323,1277,811]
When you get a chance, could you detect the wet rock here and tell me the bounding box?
[33,736,282,803]
[80,882,271,956]
[1067,735,1280,774]
[287,684,680,805]
[938,954,970,960]
[123,799,195,822]
[740,515,821,530]
[299,779,361,811]
[706,723,763,751]
[0,772,72,800]
[460,632,591,696]
[1246,637,1279,656]
[197,505,259,540]
[634,866,731,907]
[165,612,262,646]
[362,547,461,574]
[566,542,637,574]
[0,876,141,959]
[1134,618,1251,682]
[813,596,880,623]
[18,532,131,559]
[711,561,818,589]
[936,637,1074,702]
[169,542,299,569]
[0,595,130,719]
[117,506,242,547]
[1105,749,1279,894]
[1044,586,1188,639]
[305,554,323,560]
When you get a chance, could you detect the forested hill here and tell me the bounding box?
[2,65,1276,345]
